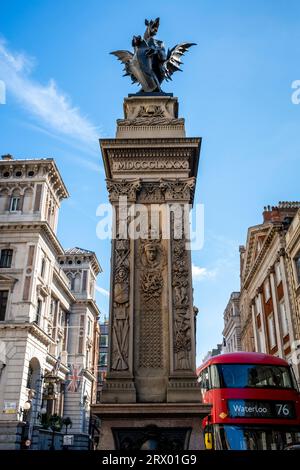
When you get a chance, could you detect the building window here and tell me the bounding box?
[100,335,108,347]
[99,353,107,367]
[279,300,289,337]
[35,299,42,325]
[0,290,8,321]
[275,262,282,284]
[40,257,46,277]
[0,249,13,268]
[264,279,271,301]
[267,314,276,349]
[10,196,21,212]
[87,318,92,337]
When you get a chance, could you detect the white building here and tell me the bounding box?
[222,292,241,353]
[0,154,101,449]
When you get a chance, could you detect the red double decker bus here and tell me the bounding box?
[197,352,300,450]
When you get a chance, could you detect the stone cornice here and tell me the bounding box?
[0,322,55,347]
[100,137,201,180]
[46,354,70,375]
[91,402,211,416]
[0,221,64,256]
[0,158,69,201]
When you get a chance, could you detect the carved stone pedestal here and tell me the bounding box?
[92,93,209,449]
[93,403,211,450]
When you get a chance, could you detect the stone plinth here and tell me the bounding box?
[93,93,208,449]
[93,403,211,450]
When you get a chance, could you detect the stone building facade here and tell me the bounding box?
[222,292,241,353]
[285,208,300,369]
[0,154,101,449]
[239,202,300,381]
[96,318,108,403]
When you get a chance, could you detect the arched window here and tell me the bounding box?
[67,273,74,291]
[9,190,22,212]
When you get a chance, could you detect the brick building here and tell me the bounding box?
[239,202,300,381]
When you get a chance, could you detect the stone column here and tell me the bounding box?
[94,93,208,450]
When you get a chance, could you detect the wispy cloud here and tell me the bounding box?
[0,38,100,153]
[192,263,217,281]
[95,285,110,297]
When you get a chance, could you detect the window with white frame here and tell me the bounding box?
[9,196,21,212]
[279,300,289,337]
[275,262,282,284]
[267,314,276,349]
[264,279,271,301]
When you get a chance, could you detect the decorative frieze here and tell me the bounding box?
[111,237,130,371]
[138,238,166,369]
[171,234,193,370]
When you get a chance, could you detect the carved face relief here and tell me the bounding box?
[145,244,157,263]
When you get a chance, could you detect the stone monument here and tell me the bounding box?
[92,18,210,450]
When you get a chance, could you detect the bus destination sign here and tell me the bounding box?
[228,400,295,419]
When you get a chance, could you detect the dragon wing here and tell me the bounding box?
[110,50,137,83]
[164,43,196,80]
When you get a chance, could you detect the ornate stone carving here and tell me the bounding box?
[138,238,166,369]
[137,182,165,204]
[106,179,141,202]
[137,105,164,118]
[172,235,192,370]
[117,116,185,127]
[111,237,130,371]
[160,177,195,202]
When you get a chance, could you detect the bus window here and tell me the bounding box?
[199,368,210,394]
[210,364,220,388]
[217,364,294,389]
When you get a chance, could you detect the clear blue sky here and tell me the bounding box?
[1,0,300,364]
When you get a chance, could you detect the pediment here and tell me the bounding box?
[242,224,272,282]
